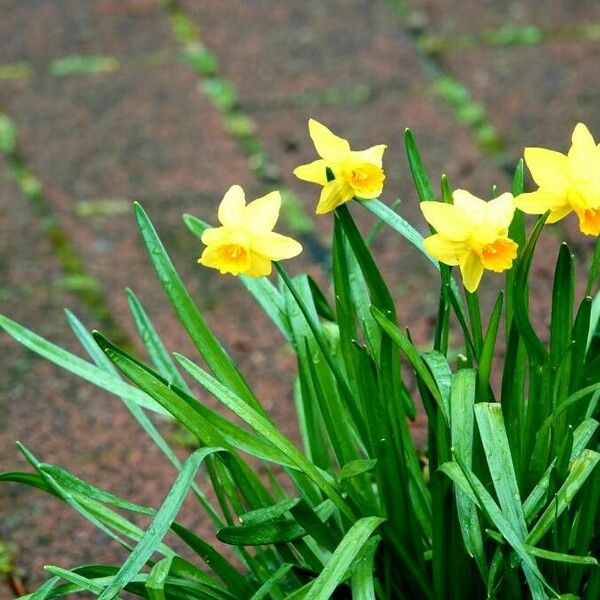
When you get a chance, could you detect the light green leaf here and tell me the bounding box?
[0,315,168,416]
[146,557,173,600]
[449,370,486,578]
[250,564,293,600]
[134,202,263,415]
[174,353,353,520]
[474,403,527,537]
[302,517,384,600]
[97,447,223,599]
[527,449,600,546]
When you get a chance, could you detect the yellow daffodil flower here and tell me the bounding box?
[198,185,302,277]
[421,190,518,293]
[293,119,386,215]
[516,123,600,235]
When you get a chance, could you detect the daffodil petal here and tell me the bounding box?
[487,192,516,230]
[515,190,570,221]
[198,244,252,276]
[293,159,329,185]
[524,148,570,191]
[423,234,465,266]
[568,123,598,180]
[571,122,596,152]
[547,205,573,224]
[352,144,387,167]
[309,119,350,160]
[245,252,273,277]
[453,189,487,213]
[420,201,473,241]
[218,185,246,227]
[575,208,600,236]
[316,179,354,214]
[245,191,281,233]
[252,232,303,260]
[201,226,228,246]
[460,251,484,293]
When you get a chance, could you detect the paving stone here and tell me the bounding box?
[441,41,600,150]
[414,0,600,35]
[181,0,427,103]
[0,63,299,592]
[0,50,304,536]
[0,154,175,592]
[0,147,262,592]
[0,0,173,66]
[0,63,253,334]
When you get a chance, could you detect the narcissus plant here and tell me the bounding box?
[516,122,600,235]
[1,120,599,600]
[294,118,386,214]
[198,185,302,277]
[421,190,518,292]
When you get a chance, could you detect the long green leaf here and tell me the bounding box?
[126,288,192,393]
[250,564,293,600]
[134,202,263,415]
[351,537,379,600]
[513,212,550,365]
[302,518,384,600]
[94,333,294,468]
[174,353,353,519]
[371,307,445,416]
[448,458,552,599]
[450,369,487,578]
[28,576,61,600]
[362,199,437,269]
[405,129,434,201]
[550,244,574,371]
[170,522,252,597]
[0,315,168,415]
[97,447,223,599]
[65,310,223,527]
[38,463,154,515]
[146,557,172,600]
[527,449,600,546]
[474,403,527,538]
[524,546,598,566]
[477,292,503,400]
[44,566,104,596]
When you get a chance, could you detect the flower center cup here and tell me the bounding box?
[210,243,251,275]
[580,207,600,236]
[480,238,518,272]
[344,162,385,196]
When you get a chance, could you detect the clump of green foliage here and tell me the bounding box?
[1,128,599,600]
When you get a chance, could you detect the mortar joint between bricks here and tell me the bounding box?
[0,110,133,350]
[158,0,331,268]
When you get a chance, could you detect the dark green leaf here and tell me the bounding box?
[134,202,263,415]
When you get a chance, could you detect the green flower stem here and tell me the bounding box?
[466,290,484,359]
[585,235,600,297]
[274,262,364,452]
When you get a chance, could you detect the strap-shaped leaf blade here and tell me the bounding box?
[175,352,354,520]
[0,315,168,416]
[97,447,224,599]
[134,202,263,415]
[302,517,384,600]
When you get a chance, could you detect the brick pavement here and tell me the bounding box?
[1,0,599,594]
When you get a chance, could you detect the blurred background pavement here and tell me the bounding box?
[1,1,599,595]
